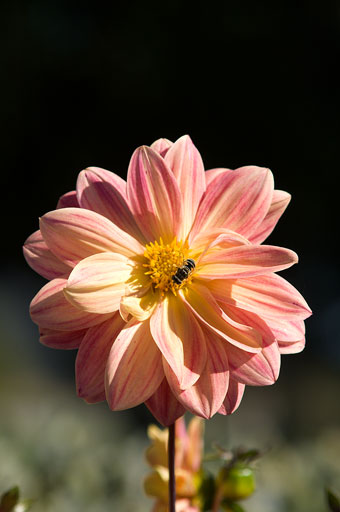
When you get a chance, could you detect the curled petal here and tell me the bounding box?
[196,243,298,280]
[105,319,164,410]
[23,230,72,280]
[190,229,250,261]
[218,379,245,415]
[208,273,312,319]
[150,138,173,157]
[190,166,274,242]
[76,167,144,242]
[76,313,126,403]
[39,327,85,349]
[165,135,206,238]
[145,378,186,427]
[182,282,262,353]
[150,295,207,390]
[223,305,281,386]
[30,277,112,331]
[249,190,291,244]
[127,146,182,242]
[164,329,229,419]
[120,289,158,322]
[57,190,79,209]
[40,207,143,266]
[263,316,306,342]
[64,252,133,314]
[278,339,305,354]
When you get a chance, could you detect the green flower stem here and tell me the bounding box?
[168,422,176,512]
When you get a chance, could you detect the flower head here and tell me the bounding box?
[144,416,203,512]
[24,135,312,424]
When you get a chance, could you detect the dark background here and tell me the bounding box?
[1,2,340,510]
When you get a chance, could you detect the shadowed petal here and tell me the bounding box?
[190,166,274,242]
[278,339,305,354]
[23,230,72,279]
[30,277,112,331]
[164,329,229,419]
[222,305,281,386]
[249,190,291,244]
[64,252,133,314]
[40,207,143,266]
[127,146,182,242]
[150,138,173,157]
[76,167,145,242]
[120,288,158,321]
[39,327,86,349]
[264,316,306,342]
[150,295,207,390]
[218,379,245,415]
[208,273,312,319]
[105,319,164,410]
[145,378,186,427]
[76,313,126,403]
[196,243,298,280]
[165,135,206,238]
[57,190,79,209]
[182,282,262,353]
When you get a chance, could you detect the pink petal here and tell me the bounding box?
[164,329,229,419]
[105,319,164,410]
[208,273,311,319]
[190,166,274,242]
[182,282,262,353]
[39,327,85,349]
[23,230,72,280]
[76,313,126,403]
[40,207,143,266]
[205,168,232,187]
[57,190,79,209]
[145,378,185,427]
[76,167,145,242]
[64,252,133,314]
[262,316,306,342]
[278,339,305,354]
[249,190,291,244]
[150,295,207,390]
[30,277,112,331]
[196,243,298,280]
[150,138,173,157]
[165,135,206,238]
[127,146,182,242]
[218,378,245,415]
[222,305,281,386]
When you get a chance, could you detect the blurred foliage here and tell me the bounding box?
[326,488,340,512]
[0,486,33,512]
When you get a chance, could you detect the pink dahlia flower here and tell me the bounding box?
[24,135,311,425]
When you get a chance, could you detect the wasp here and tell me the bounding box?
[172,258,196,285]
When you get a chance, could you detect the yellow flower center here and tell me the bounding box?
[143,237,192,295]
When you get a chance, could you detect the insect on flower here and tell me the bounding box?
[172,258,196,285]
[24,134,312,427]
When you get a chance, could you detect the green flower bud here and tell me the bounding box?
[217,465,255,501]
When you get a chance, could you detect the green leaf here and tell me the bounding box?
[0,487,19,511]
[326,488,340,512]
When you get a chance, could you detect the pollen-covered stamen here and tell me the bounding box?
[143,237,191,295]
